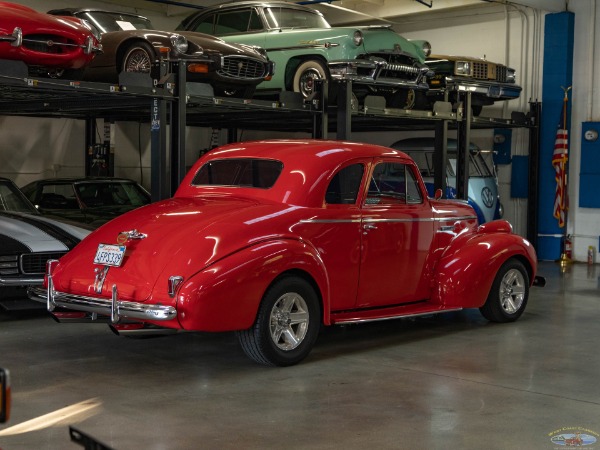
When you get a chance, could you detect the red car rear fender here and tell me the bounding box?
[175,238,330,332]
[432,222,536,308]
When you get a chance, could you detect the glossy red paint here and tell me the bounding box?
[39,139,540,365]
[0,2,100,70]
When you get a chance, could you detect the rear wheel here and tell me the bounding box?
[237,276,321,366]
[122,42,155,74]
[480,259,529,323]
[292,59,328,98]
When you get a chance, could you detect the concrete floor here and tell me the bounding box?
[0,261,599,450]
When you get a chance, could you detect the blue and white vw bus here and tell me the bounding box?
[391,138,503,224]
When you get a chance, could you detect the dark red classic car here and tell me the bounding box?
[30,140,542,366]
[0,2,101,77]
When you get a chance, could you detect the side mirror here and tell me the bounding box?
[0,368,10,423]
[434,188,443,200]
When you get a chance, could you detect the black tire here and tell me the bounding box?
[237,276,321,366]
[214,85,256,99]
[471,105,483,116]
[387,89,416,109]
[292,59,329,98]
[480,259,529,323]
[121,41,155,75]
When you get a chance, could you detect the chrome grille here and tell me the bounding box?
[23,34,78,54]
[363,53,422,82]
[20,252,66,275]
[472,62,508,82]
[219,56,267,80]
[0,255,19,276]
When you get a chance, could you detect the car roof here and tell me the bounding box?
[47,8,149,21]
[191,1,319,13]
[179,139,414,207]
[28,177,142,184]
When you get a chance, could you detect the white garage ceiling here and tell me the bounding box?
[95,0,568,25]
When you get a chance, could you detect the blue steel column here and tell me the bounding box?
[537,12,574,260]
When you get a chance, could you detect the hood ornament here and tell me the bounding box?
[117,229,147,244]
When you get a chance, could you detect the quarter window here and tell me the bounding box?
[325,164,364,204]
[214,9,262,35]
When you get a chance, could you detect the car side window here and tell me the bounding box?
[215,9,259,34]
[366,162,423,205]
[192,14,215,34]
[325,164,364,205]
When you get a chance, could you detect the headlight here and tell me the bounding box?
[506,68,516,83]
[455,61,471,76]
[353,30,363,47]
[170,34,188,54]
[421,41,431,57]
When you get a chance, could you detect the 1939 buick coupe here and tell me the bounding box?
[30,140,543,366]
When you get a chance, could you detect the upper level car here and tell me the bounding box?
[0,2,102,78]
[391,137,503,224]
[0,177,90,311]
[177,1,431,106]
[48,8,274,98]
[421,54,522,116]
[21,177,151,227]
[30,140,543,367]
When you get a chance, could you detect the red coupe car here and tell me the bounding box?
[0,2,101,77]
[30,140,543,366]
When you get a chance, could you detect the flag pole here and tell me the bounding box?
[558,85,572,267]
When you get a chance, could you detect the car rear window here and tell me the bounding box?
[192,159,283,189]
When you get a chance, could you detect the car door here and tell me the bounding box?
[356,159,435,308]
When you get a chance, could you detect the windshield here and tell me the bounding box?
[74,182,150,208]
[264,7,330,29]
[192,159,283,188]
[76,11,154,34]
[408,150,494,178]
[0,181,38,214]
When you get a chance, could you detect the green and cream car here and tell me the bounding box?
[177,1,432,106]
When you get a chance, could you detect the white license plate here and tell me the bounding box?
[94,244,126,267]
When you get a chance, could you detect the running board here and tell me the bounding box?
[331,306,463,325]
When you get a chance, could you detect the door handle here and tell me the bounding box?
[363,223,378,231]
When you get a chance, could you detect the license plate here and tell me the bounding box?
[94,244,126,267]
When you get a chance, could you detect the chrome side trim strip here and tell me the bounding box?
[29,285,176,323]
[299,215,476,225]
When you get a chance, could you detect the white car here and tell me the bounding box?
[0,177,90,311]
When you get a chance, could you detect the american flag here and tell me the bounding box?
[552,125,568,228]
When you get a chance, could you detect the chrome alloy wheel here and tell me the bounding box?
[269,292,310,351]
[298,68,323,97]
[499,268,526,314]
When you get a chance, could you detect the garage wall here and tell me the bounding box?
[2,1,599,261]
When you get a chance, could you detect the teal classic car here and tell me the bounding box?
[177,1,432,107]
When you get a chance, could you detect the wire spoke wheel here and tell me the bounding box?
[123,44,154,74]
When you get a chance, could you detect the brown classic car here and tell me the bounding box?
[48,8,274,98]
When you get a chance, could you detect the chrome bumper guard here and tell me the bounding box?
[329,59,430,89]
[28,275,176,324]
[449,79,522,100]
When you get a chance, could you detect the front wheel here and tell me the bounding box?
[121,41,155,74]
[237,276,321,366]
[480,259,529,323]
[292,59,328,98]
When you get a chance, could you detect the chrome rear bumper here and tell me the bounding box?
[28,275,176,323]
